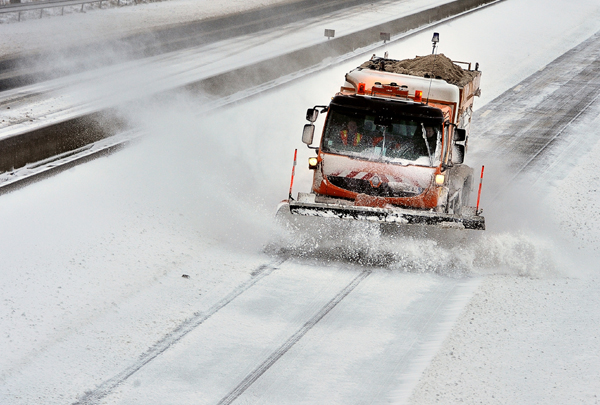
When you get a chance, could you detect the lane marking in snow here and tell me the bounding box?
[473,34,600,200]
[216,268,371,405]
[72,257,287,405]
[504,80,600,193]
[385,277,481,403]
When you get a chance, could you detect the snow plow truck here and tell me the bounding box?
[279,51,485,231]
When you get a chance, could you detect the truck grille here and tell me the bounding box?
[328,176,420,198]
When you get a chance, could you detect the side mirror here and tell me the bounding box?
[452,144,465,164]
[302,124,315,145]
[306,108,319,122]
[454,128,466,142]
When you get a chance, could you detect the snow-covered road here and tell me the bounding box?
[75,263,478,404]
[409,26,600,404]
[1,0,600,403]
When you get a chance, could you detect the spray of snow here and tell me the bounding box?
[112,56,594,280]
[268,166,588,279]
[113,91,295,252]
[269,216,566,278]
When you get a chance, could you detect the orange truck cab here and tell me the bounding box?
[284,54,485,230]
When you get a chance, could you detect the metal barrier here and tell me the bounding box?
[0,0,138,21]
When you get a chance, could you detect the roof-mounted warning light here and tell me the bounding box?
[370,83,409,98]
[415,90,423,103]
[431,32,439,55]
[357,83,366,94]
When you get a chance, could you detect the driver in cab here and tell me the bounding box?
[340,121,363,147]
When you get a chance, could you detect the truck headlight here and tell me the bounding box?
[308,157,318,169]
[435,174,445,185]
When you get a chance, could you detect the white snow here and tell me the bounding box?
[1,0,600,403]
[406,10,600,399]
[550,110,600,255]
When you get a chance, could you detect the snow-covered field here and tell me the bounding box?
[1,0,600,403]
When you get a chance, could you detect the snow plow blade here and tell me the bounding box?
[286,200,485,231]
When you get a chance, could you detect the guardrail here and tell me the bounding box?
[0,0,139,21]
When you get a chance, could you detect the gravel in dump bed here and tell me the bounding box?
[359,54,479,87]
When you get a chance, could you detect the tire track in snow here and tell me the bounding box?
[507,56,600,184]
[216,268,372,405]
[72,257,287,405]
[470,30,600,197]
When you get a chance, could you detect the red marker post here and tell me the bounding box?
[288,149,298,200]
[476,165,485,214]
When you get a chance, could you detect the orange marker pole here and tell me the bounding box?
[476,165,485,214]
[288,149,298,200]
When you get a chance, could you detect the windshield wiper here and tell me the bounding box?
[421,123,433,167]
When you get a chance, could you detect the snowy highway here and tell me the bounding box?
[74,261,478,404]
[1,0,600,404]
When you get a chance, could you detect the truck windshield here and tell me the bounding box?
[321,108,442,166]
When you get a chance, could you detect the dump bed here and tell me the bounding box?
[359,54,479,87]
